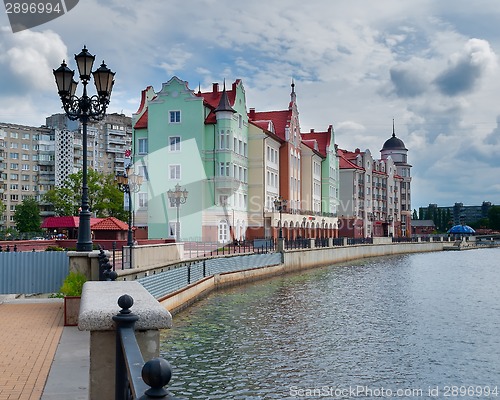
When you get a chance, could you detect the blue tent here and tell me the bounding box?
[447,224,475,234]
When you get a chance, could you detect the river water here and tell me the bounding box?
[160,248,500,399]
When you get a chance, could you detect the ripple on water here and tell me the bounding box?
[161,249,500,398]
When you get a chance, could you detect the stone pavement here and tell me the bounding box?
[0,296,89,400]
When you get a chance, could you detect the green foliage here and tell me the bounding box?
[488,206,500,230]
[59,271,87,297]
[43,169,128,221]
[13,197,42,233]
[45,246,66,251]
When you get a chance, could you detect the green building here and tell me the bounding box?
[132,77,249,242]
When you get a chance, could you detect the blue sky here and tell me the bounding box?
[1,0,500,211]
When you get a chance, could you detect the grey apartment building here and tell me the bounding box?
[0,113,132,232]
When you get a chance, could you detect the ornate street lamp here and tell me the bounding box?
[167,184,188,242]
[53,46,115,251]
[387,215,394,237]
[273,196,287,239]
[368,212,375,237]
[116,164,143,246]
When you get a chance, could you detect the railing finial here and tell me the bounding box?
[142,358,173,398]
[117,294,134,314]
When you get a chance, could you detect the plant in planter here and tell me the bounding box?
[59,271,87,326]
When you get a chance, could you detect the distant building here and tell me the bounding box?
[419,201,492,226]
[0,113,132,232]
[411,219,436,235]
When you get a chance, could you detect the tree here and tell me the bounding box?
[13,197,42,233]
[43,169,128,221]
[488,205,500,230]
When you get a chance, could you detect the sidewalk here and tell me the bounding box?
[0,296,89,400]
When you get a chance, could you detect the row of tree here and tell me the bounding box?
[5,169,129,235]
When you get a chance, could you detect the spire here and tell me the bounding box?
[214,79,236,113]
[198,82,201,94]
[290,78,296,104]
[392,118,396,137]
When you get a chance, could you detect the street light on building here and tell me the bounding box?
[53,46,115,251]
[273,196,287,239]
[167,184,188,242]
[116,164,143,246]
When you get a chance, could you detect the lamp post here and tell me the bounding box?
[387,215,394,237]
[116,164,143,246]
[368,212,375,237]
[53,46,115,251]
[167,184,188,242]
[273,196,287,239]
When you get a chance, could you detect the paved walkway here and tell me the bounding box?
[0,297,89,400]
[0,299,63,400]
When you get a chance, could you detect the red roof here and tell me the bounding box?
[134,110,148,129]
[41,216,128,231]
[248,110,291,141]
[91,217,129,231]
[337,148,364,170]
[301,126,333,157]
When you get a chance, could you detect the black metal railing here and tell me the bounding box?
[113,294,179,400]
[284,238,311,250]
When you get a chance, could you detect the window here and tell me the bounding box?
[137,138,148,154]
[219,130,230,150]
[169,111,181,123]
[169,136,181,152]
[10,152,19,159]
[219,162,230,176]
[169,165,181,180]
[138,165,148,181]
[218,220,229,243]
[138,193,148,208]
[10,163,18,170]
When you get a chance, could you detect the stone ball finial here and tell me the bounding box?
[117,294,134,312]
[142,357,172,397]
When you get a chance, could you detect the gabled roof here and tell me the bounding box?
[248,110,291,141]
[134,110,148,129]
[337,148,364,170]
[300,125,333,157]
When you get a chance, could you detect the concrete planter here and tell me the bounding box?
[64,296,81,326]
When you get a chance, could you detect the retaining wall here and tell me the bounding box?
[159,242,443,315]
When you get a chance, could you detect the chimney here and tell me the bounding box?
[249,108,255,120]
[355,148,360,153]
[310,129,314,133]
[212,82,219,94]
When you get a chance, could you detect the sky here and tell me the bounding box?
[1,0,500,211]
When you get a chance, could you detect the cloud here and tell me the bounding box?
[434,38,497,96]
[389,66,427,97]
[0,27,67,93]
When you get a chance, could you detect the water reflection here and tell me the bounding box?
[161,249,500,399]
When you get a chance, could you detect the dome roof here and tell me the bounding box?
[382,120,407,151]
[382,133,407,151]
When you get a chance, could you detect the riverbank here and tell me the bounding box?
[159,240,444,314]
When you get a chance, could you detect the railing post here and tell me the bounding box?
[113,294,139,400]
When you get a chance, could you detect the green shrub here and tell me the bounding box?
[45,246,65,251]
[59,271,87,297]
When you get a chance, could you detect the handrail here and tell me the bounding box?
[113,294,179,400]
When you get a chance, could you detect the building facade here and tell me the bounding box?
[0,113,132,232]
[133,78,341,242]
[338,124,411,238]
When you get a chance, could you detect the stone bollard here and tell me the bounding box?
[78,281,172,400]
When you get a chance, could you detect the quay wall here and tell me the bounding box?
[160,242,444,314]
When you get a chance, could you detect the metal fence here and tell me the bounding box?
[0,251,69,294]
[137,252,282,299]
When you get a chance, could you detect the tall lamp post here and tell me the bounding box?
[273,196,287,239]
[167,184,188,242]
[53,46,115,251]
[116,164,143,246]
